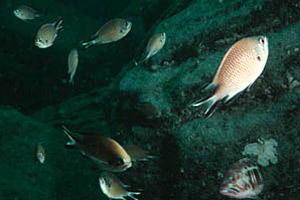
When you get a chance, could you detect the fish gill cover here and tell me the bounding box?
[0,0,300,200]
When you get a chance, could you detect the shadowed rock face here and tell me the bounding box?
[1,0,300,199]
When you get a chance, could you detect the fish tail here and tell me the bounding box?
[62,125,77,147]
[191,94,219,118]
[142,53,151,62]
[81,39,97,49]
[128,192,141,200]
[148,155,159,160]
[69,73,75,85]
[54,16,63,31]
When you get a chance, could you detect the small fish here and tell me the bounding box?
[68,48,79,84]
[35,143,45,164]
[35,17,63,48]
[99,172,141,200]
[62,126,132,172]
[13,5,40,21]
[123,144,158,161]
[192,36,269,117]
[134,102,161,119]
[143,32,166,61]
[220,158,263,199]
[81,18,132,48]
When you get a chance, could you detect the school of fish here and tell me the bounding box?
[12,3,273,200]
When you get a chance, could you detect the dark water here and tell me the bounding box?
[1,0,300,199]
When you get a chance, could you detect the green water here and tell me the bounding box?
[1,0,300,199]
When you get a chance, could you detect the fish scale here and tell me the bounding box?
[215,43,258,95]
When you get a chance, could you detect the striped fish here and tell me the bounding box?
[220,158,263,199]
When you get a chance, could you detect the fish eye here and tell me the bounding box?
[257,56,261,61]
[120,29,124,33]
[116,158,124,166]
[259,37,265,45]
[108,158,124,166]
[104,178,112,188]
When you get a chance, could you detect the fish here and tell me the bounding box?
[220,158,263,199]
[143,32,166,61]
[35,143,45,164]
[134,102,161,119]
[123,144,158,161]
[99,171,141,200]
[192,36,269,117]
[35,17,63,48]
[81,18,132,48]
[68,48,79,84]
[62,126,132,172]
[13,5,40,21]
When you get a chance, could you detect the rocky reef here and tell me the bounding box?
[1,0,300,199]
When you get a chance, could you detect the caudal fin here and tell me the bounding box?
[128,192,141,200]
[54,16,63,31]
[191,95,219,118]
[62,125,77,147]
[81,39,97,49]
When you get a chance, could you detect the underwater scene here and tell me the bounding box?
[1,0,300,199]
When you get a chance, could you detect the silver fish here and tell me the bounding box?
[220,158,263,199]
[143,32,166,61]
[35,17,63,48]
[192,36,269,117]
[81,18,132,48]
[36,143,45,164]
[13,5,40,21]
[99,172,141,200]
[68,48,79,84]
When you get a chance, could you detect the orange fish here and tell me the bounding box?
[62,126,131,172]
[81,18,132,48]
[192,36,269,117]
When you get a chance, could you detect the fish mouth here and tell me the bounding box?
[126,21,132,30]
[117,161,132,172]
[35,41,48,49]
[122,161,132,170]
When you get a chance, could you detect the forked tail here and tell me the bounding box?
[62,125,78,147]
[54,16,63,31]
[191,95,219,118]
[127,192,141,200]
[81,39,97,49]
